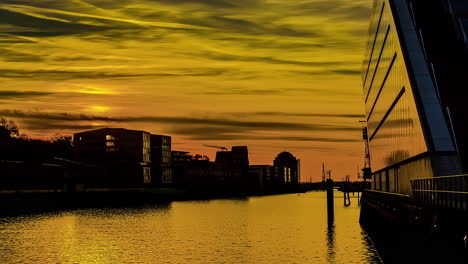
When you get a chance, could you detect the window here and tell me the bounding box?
[106,134,118,152]
[143,167,151,183]
[106,147,118,152]
[143,154,150,163]
[379,173,383,191]
[394,167,400,193]
[162,168,172,183]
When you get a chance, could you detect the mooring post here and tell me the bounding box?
[327,178,334,226]
[344,191,351,206]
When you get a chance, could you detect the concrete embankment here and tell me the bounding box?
[360,190,468,263]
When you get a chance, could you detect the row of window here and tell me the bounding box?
[371,156,434,195]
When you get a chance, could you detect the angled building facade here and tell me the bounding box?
[362,0,468,195]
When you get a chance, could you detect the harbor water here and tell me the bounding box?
[0,191,381,263]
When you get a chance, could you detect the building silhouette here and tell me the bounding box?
[247,151,301,194]
[214,146,249,190]
[248,165,291,193]
[362,0,468,194]
[73,128,151,187]
[0,158,96,191]
[170,151,192,186]
[150,135,172,185]
[215,146,249,168]
[170,146,250,193]
[73,128,170,188]
[273,152,300,184]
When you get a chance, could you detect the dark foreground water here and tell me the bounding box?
[0,191,381,263]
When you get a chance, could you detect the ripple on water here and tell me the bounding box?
[0,192,381,263]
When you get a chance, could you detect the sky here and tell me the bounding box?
[0,0,372,182]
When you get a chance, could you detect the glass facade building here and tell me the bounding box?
[362,0,466,195]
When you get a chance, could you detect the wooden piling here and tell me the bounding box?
[327,179,334,226]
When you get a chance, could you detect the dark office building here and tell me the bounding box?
[150,135,172,185]
[171,151,193,186]
[215,146,249,168]
[215,146,250,190]
[362,0,468,195]
[170,151,229,191]
[170,151,186,186]
[248,165,292,193]
[171,151,217,188]
[73,128,151,188]
[249,165,273,190]
[170,147,250,192]
[172,151,192,163]
[273,152,300,184]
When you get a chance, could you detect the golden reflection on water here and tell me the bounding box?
[0,192,381,264]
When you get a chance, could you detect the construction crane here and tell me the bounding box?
[203,144,228,151]
[322,162,326,182]
[362,126,372,180]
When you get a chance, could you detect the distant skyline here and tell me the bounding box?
[0,0,372,181]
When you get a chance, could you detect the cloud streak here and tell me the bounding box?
[0,68,227,80]
[0,109,360,131]
[187,133,361,142]
[21,119,105,131]
[230,112,365,118]
[0,109,362,143]
[0,91,53,99]
[0,110,362,150]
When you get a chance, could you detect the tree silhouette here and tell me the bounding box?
[48,134,72,145]
[48,134,73,158]
[192,154,210,161]
[0,117,19,140]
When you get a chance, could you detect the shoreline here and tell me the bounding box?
[0,187,307,217]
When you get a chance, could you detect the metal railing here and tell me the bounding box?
[411,175,468,210]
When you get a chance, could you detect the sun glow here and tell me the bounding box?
[77,86,116,95]
[88,105,110,113]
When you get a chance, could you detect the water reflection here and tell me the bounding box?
[361,231,383,263]
[0,192,381,263]
[326,224,336,263]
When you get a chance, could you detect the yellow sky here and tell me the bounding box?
[0,0,372,181]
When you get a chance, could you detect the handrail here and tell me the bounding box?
[411,174,468,180]
[411,174,468,210]
[366,189,410,197]
[412,189,468,194]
